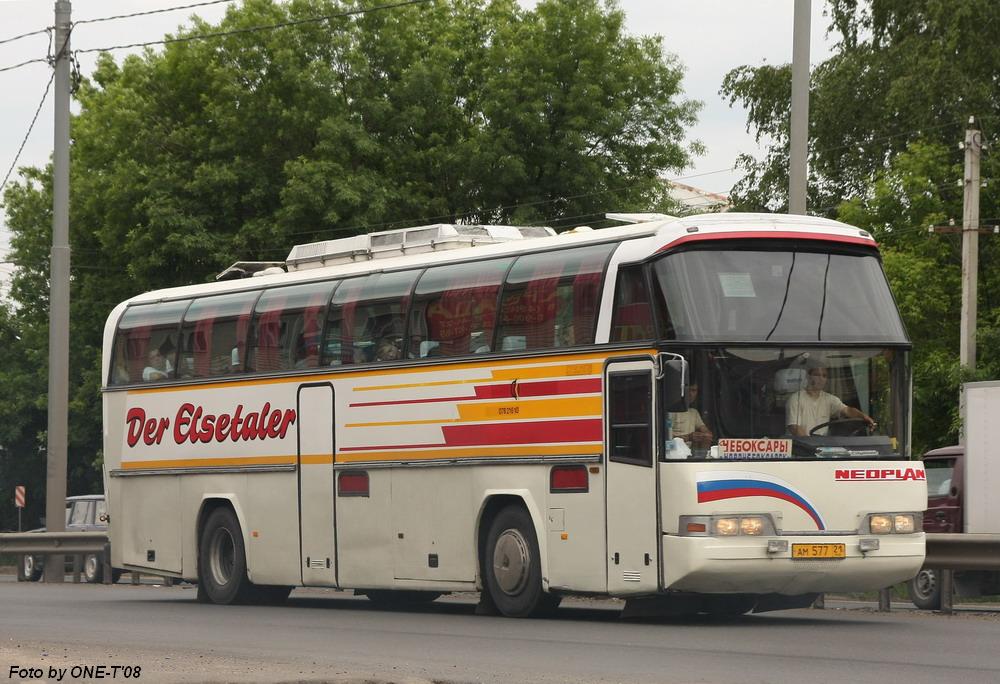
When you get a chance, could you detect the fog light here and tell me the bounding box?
[894,514,915,534]
[714,518,739,536]
[767,539,788,555]
[869,514,893,534]
[859,538,880,553]
[740,516,765,535]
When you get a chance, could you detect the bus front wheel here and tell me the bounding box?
[484,505,545,618]
[198,507,254,605]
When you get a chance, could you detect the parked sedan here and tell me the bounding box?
[21,494,120,583]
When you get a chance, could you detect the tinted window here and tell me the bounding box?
[111,300,190,385]
[179,291,258,378]
[248,282,336,372]
[610,265,654,342]
[608,373,652,467]
[652,248,908,343]
[325,271,418,365]
[409,259,512,358]
[497,243,614,351]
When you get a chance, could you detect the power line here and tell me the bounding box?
[74,0,236,26]
[75,0,435,55]
[0,27,50,47]
[0,70,55,198]
[0,57,50,74]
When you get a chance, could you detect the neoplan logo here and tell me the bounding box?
[834,468,926,481]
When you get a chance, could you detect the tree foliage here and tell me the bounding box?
[0,0,699,529]
[722,0,1000,453]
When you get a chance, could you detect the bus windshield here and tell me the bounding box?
[663,346,910,460]
[652,247,907,343]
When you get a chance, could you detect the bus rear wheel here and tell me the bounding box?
[484,505,545,618]
[198,507,255,605]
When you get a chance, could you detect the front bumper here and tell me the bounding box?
[663,532,925,594]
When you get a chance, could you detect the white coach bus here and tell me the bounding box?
[102,213,926,616]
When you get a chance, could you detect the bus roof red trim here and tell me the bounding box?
[657,230,877,253]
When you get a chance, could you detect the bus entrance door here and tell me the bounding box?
[297,383,338,586]
[604,359,660,595]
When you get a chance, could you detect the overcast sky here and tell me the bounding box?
[0,0,836,284]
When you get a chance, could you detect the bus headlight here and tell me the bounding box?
[869,514,893,534]
[680,515,776,537]
[866,512,918,534]
[714,517,740,536]
[893,514,916,534]
[740,516,765,536]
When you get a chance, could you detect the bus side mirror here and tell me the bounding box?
[660,356,688,413]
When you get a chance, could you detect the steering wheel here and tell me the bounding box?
[809,417,871,437]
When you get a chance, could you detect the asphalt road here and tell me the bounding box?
[2,580,998,684]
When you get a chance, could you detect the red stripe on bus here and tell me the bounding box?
[515,378,602,397]
[339,418,603,451]
[697,487,803,507]
[657,230,876,252]
[349,378,602,408]
[442,419,603,446]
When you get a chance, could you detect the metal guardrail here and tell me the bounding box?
[0,531,114,585]
[0,531,109,555]
[924,532,1000,571]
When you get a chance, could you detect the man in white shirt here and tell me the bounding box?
[671,383,713,448]
[142,348,173,382]
[786,362,875,436]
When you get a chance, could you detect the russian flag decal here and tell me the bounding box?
[696,471,825,530]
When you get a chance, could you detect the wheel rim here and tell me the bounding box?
[24,555,34,576]
[208,527,236,586]
[914,570,937,599]
[85,555,98,580]
[492,528,531,596]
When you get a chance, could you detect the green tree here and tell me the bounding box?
[721,0,1000,453]
[0,0,699,528]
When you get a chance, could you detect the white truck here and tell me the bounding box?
[908,380,1000,608]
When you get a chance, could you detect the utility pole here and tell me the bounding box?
[788,0,811,215]
[44,0,71,583]
[960,122,983,370]
[929,118,995,371]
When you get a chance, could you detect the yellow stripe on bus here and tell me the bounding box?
[335,443,603,463]
[353,377,491,392]
[120,453,333,469]
[124,349,654,395]
[118,445,601,470]
[490,363,597,380]
[344,396,602,428]
[121,454,298,469]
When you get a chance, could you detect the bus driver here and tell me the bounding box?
[786,360,875,436]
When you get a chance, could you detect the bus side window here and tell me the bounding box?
[179,290,258,378]
[324,271,417,366]
[497,243,613,352]
[249,281,336,373]
[409,259,511,358]
[111,299,190,385]
[610,265,655,342]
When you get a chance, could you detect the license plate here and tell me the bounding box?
[791,543,846,559]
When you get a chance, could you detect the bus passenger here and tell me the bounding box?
[670,383,713,449]
[786,360,875,436]
[375,339,400,362]
[142,348,173,382]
